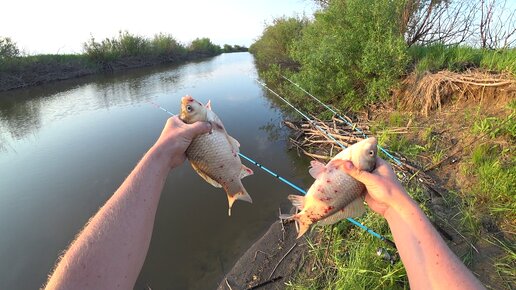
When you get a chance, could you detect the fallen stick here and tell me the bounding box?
[268,243,297,280]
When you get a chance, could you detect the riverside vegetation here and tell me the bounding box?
[0,32,247,91]
[250,0,515,289]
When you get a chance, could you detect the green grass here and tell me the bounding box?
[408,44,516,75]
[287,212,408,289]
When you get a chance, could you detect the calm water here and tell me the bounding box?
[0,53,312,289]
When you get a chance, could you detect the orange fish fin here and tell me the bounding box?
[317,197,365,226]
[279,213,310,238]
[205,99,212,110]
[190,163,222,188]
[226,187,253,216]
[287,194,305,210]
[309,160,326,179]
[239,165,253,179]
[295,215,312,238]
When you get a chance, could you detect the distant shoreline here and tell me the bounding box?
[0,52,228,93]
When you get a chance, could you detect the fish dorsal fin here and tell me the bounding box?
[317,197,365,226]
[190,162,222,188]
[309,160,326,179]
[288,194,306,210]
[206,100,212,110]
[240,165,253,179]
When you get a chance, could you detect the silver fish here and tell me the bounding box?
[180,96,253,216]
[281,137,378,238]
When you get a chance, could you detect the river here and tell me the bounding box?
[0,52,312,289]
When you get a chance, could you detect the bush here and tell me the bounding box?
[249,16,308,70]
[290,0,408,110]
[188,38,221,56]
[150,33,186,57]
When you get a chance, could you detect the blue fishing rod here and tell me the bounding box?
[150,101,396,248]
[281,75,402,166]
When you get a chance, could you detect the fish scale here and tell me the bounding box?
[307,168,365,221]
[186,130,241,187]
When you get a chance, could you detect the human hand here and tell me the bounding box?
[336,157,409,217]
[153,115,211,169]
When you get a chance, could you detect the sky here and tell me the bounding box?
[1,0,317,55]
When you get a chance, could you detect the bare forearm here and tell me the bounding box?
[46,145,170,289]
[385,192,484,290]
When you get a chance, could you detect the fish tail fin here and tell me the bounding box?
[226,184,253,216]
[295,215,312,238]
[279,213,312,239]
[239,165,253,179]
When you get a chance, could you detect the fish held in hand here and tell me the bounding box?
[180,95,253,216]
[281,137,378,238]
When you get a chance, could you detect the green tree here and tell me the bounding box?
[0,37,20,59]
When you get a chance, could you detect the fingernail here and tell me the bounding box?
[344,161,353,170]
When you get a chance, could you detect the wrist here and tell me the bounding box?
[147,143,174,169]
[383,188,419,222]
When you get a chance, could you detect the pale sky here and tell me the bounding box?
[1,0,316,55]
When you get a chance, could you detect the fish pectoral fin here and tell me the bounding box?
[190,163,222,188]
[287,194,305,211]
[317,197,366,226]
[309,160,327,179]
[205,99,212,110]
[239,165,253,179]
[279,213,294,220]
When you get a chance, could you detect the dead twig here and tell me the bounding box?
[268,243,297,280]
[225,278,233,290]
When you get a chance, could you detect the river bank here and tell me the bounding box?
[0,52,221,92]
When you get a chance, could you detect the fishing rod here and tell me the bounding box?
[150,101,396,249]
[281,75,402,166]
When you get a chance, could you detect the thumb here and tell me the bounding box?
[185,121,212,137]
[337,160,375,186]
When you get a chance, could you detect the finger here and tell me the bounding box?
[166,115,185,128]
[336,160,375,186]
[185,121,212,137]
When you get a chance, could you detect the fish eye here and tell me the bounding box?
[369,150,375,157]
[186,105,193,112]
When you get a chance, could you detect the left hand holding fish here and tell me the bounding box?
[153,115,212,169]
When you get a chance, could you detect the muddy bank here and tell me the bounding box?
[217,219,310,290]
[0,52,218,92]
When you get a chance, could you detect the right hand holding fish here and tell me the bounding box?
[337,157,409,217]
[153,115,212,169]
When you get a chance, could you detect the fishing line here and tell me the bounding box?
[281,75,402,166]
[150,101,396,248]
[254,78,347,150]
